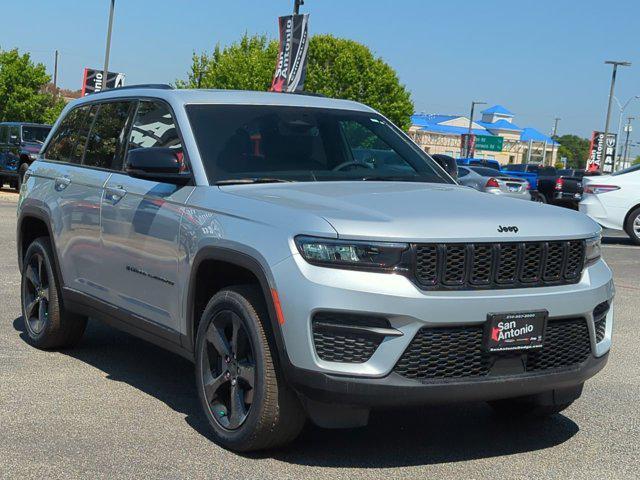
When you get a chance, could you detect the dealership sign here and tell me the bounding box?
[81,68,125,96]
[475,135,504,152]
[587,131,617,173]
[270,14,310,93]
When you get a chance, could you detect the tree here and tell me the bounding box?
[556,134,590,169]
[632,156,640,166]
[177,33,414,129]
[0,48,65,124]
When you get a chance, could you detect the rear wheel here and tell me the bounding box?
[533,192,547,203]
[195,285,305,451]
[624,207,640,245]
[21,237,87,348]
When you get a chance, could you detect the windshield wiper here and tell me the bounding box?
[215,177,294,186]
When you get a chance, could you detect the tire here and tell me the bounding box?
[624,206,640,245]
[488,397,573,417]
[533,192,547,203]
[17,163,29,191]
[21,237,87,349]
[195,285,305,451]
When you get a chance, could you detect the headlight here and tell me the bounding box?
[585,234,601,266]
[295,236,409,272]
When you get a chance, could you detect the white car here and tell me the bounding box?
[580,164,640,244]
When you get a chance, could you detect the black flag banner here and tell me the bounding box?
[81,68,125,96]
[270,14,310,93]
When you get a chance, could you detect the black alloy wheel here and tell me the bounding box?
[22,251,50,336]
[200,309,257,430]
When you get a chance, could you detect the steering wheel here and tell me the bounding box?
[332,160,375,172]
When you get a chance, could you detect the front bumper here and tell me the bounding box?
[272,254,614,405]
[288,352,608,407]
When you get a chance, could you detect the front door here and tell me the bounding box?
[101,100,192,332]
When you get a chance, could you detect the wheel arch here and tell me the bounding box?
[185,247,291,370]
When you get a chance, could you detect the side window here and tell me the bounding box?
[127,100,187,172]
[458,167,470,178]
[83,101,132,170]
[45,106,93,163]
[0,126,8,145]
[9,126,20,144]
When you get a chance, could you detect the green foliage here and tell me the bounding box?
[556,134,590,169]
[175,33,279,91]
[178,33,414,129]
[0,47,64,124]
[632,156,640,166]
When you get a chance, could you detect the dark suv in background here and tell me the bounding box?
[0,122,51,190]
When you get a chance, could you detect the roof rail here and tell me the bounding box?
[102,84,174,92]
[285,91,326,98]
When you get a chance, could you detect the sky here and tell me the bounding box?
[3,0,640,151]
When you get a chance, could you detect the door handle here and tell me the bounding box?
[54,175,71,191]
[106,185,127,204]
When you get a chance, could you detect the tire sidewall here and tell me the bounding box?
[21,238,61,344]
[195,290,268,447]
[626,208,640,245]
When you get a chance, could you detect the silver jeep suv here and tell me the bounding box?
[17,86,614,451]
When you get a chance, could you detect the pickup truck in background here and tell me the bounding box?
[500,164,561,204]
[554,169,586,209]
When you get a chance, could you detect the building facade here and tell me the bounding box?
[409,105,558,166]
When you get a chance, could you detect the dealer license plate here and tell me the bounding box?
[484,311,547,352]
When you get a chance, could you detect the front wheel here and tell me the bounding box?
[625,207,640,245]
[17,162,29,190]
[195,285,305,451]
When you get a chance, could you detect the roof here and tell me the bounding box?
[411,114,458,127]
[520,127,559,145]
[68,88,374,113]
[481,104,514,116]
[477,119,523,131]
[419,123,490,137]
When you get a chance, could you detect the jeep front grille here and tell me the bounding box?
[413,240,585,290]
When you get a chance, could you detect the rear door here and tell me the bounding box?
[40,103,111,297]
[101,99,192,332]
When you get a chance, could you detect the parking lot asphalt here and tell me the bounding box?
[0,188,638,479]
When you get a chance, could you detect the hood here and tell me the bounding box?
[222,181,600,242]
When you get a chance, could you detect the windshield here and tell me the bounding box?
[186,105,452,185]
[612,164,640,176]
[21,125,51,143]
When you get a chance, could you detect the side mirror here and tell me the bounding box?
[125,147,191,185]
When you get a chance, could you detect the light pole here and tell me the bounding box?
[550,117,560,166]
[603,60,631,172]
[622,117,634,168]
[294,0,304,14]
[102,0,115,92]
[615,95,639,165]
[466,101,486,158]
